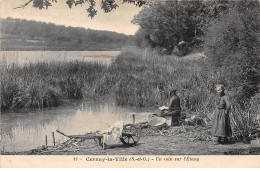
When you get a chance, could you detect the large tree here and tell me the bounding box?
[132,1,202,53]
[131,0,235,54]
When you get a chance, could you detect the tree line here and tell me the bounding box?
[1,18,131,50]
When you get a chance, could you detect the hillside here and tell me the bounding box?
[0,18,132,51]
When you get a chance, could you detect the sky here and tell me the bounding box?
[0,0,143,35]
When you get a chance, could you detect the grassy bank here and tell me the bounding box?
[110,48,217,112]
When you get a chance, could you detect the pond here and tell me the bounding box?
[1,96,158,152]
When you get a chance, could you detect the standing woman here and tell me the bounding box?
[212,84,232,144]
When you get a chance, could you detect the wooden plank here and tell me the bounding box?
[56,130,70,138]
[56,130,102,140]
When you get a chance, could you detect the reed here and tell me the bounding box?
[110,48,217,112]
[0,49,218,112]
[230,94,260,142]
[1,61,109,110]
[1,47,259,123]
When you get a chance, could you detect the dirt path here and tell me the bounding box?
[3,126,260,155]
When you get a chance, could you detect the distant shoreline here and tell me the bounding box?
[1,49,122,51]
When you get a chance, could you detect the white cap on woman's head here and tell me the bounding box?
[216,84,225,91]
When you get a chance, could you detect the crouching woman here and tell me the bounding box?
[160,89,181,126]
[212,84,232,144]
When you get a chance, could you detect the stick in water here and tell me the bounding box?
[133,114,135,125]
[52,132,56,146]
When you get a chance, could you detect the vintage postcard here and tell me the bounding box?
[0,0,260,168]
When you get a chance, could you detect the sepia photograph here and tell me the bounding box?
[0,0,260,168]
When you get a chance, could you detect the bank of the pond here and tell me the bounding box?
[2,125,260,155]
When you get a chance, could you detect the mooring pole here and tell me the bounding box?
[52,132,55,146]
[45,135,48,146]
[132,114,135,125]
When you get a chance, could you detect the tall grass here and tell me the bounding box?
[110,47,218,112]
[1,61,110,110]
[0,48,227,112]
[230,94,260,142]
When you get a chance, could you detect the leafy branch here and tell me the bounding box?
[14,0,146,18]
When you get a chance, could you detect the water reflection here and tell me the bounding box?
[1,97,157,152]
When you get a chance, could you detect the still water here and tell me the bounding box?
[0,51,120,66]
[1,96,156,152]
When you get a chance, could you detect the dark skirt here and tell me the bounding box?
[211,108,232,137]
[161,110,181,126]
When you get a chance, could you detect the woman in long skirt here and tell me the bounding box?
[212,84,232,144]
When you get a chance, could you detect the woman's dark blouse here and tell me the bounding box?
[217,95,231,114]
